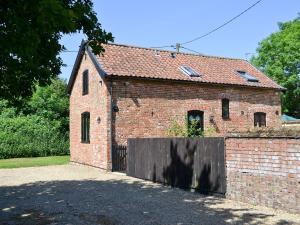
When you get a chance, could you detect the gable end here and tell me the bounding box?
[67,41,107,94]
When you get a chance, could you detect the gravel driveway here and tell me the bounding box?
[0,164,299,225]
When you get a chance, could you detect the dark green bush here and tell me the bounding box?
[0,115,69,159]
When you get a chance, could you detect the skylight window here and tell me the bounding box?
[180,66,201,77]
[237,70,259,82]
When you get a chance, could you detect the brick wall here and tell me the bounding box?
[69,53,110,170]
[112,78,281,145]
[70,69,282,171]
[226,137,300,214]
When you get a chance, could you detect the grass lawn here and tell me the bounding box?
[0,155,70,169]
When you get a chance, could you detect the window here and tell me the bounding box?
[237,70,259,82]
[254,112,266,127]
[222,98,230,119]
[179,66,201,77]
[81,112,90,143]
[187,110,204,136]
[82,70,89,95]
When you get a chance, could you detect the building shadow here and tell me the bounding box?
[162,141,195,189]
[162,139,222,194]
[0,177,287,225]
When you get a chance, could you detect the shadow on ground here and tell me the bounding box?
[0,178,295,225]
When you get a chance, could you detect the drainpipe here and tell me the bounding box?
[109,80,113,171]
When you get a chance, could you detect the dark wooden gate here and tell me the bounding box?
[127,137,226,194]
[112,145,127,172]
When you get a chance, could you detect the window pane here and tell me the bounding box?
[187,110,204,136]
[81,112,90,143]
[260,113,266,127]
[254,112,266,127]
[237,70,259,82]
[222,99,229,119]
[179,66,201,77]
[83,70,89,95]
[86,113,90,142]
[81,114,84,142]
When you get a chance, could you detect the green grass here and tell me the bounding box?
[0,155,70,169]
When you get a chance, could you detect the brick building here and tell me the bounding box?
[67,41,283,170]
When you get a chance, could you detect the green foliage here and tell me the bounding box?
[187,119,204,137]
[167,117,188,137]
[203,126,217,137]
[167,117,217,137]
[0,99,17,118]
[0,0,113,106]
[0,115,69,159]
[29,78,69,133]
[0,78,69,159]
[251,15,300,117]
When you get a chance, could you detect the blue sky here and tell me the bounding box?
[59,0,300,80]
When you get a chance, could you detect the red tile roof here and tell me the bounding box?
[96,43,283,90]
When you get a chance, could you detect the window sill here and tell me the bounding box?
[222,117,230,120]
[81,141,90,144]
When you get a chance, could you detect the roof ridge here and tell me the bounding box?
[103,42,246,61]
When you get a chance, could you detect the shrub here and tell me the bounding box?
[0,99,17,118]
[0,115,69,159]
[167,117,188,137]
[167,117,217,137]
[203,126,217,137]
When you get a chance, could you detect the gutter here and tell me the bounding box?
[107,74,285,92]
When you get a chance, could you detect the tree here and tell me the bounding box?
[251,15,300,117]
[29,78,69,134]
[0,0,113,107]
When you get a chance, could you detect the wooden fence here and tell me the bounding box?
[127,137,226,194]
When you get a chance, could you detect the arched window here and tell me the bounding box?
[82,69,89,95]
[81,112,90,143]
[254,112,266,127]
[222,98,229,119]
[187,110,204,136]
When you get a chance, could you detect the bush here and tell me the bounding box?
[167,117,188,137]
[0,99,17,118]
[167,117,217,137]
[0,115,69,159]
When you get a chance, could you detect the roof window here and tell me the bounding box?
[180,66,201,77]
[237,70,259,82]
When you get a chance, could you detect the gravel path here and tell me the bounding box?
[0,164,299,225]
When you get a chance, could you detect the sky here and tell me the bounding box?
[59,0,300,81]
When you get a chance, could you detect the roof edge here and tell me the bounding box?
[106,74,285,91]
[67,40,86,94]
[86,46,107,78]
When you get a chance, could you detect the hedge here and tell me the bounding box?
[0,115,69,159]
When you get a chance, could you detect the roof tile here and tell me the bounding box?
[97,43,283,90]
